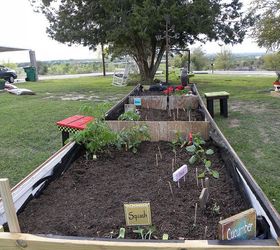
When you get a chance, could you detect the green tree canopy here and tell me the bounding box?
[191,47,208,70]
[262,53,280,71]
[31,0,252,82]
[214,48,233,70]
[250,0,280,50]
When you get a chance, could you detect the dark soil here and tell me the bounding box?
[136,90,165,96]
[18,141,249,240]
[139,108,204,121]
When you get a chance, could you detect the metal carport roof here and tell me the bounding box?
[0,46,29,52]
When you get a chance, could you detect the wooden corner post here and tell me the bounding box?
[0,178,21,233]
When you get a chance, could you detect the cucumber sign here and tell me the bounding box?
[218,208,256,240]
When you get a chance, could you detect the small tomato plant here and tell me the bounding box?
[186,135,219,178]
[118,110,140,121]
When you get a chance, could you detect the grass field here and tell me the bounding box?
[193,74,280,212]
[0,77,131,186]
[0,73,279,213]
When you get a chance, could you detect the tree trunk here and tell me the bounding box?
[101,43,106,76]
[134,42,165,84]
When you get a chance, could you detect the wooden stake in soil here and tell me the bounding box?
[0,178,21,233]
[176,108,179,119]
[204,226,208,239]
[195,168,199,188]
[205,177,209,189]
[171,159,175,173]
[155,154,158,166]
[157,145,162,159]
[173,111,176,121]
[174,150,177,165]
[168,181,174,199]
[199,188,209,210]
[193,203,198,227]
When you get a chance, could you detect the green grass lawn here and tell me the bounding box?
[0,76,132,186]
[192,74,280,212]
[1,73,279,213]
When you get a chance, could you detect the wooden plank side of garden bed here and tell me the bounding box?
[106,121,209,141]
[106,85,141,120]
[169,96,199,110]
[0,233,279,250]
[193,84,280,238]
[129,96,167,110]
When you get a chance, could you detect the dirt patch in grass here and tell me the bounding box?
[43,92,124,101]
[228,119,240,128]
[230,101,272,114]
[18,141,249,240]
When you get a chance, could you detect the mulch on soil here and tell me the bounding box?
[18,141,249,240]
[139,108,204,121]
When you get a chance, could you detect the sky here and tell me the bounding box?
[0,0,266,63]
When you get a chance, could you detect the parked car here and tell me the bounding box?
[0,65,17,83]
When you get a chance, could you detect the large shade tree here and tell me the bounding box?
[31,0,252,82]
[250,0,280,51]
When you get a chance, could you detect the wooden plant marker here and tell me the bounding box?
[218,208,256,240]
[0,178,21,233]
[171,159,175,173]
[199,188,209,210]
[173,164,188,188]
[124,202,152,226]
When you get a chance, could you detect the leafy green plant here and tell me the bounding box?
[72,119,117,155]
[211,202,221,215]
[79,103,112,119]
[133,226,156,240]
[118,110,140,121]
[186,135,219,179]
[116,125,150,153]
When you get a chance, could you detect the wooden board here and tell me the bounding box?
[129,96,167,110]
[168,96,199,110]
[106,121,209,141]
[0,233,279,250]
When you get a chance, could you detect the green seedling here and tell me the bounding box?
[145,225,156,240]
[117,227,126,239]
[162,233,169,240]
[118,110,140,121]
[212,203,221,215]
[186,135,219,179]
[133,227,145,239]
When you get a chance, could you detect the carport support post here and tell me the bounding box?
[29,50,38,81]
[0,178,21,233]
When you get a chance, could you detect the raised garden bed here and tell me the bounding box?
[0,84,279,250]
[17,141,248,240]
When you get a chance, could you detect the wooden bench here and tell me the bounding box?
[204,91,229,118]
[56,115,94,145]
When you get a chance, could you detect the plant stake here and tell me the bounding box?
[157,145,162,159]
[156,154,158,166]
[204,226,208,239]
[193,203,198,227]
[195,168,199,187]
[168,181,174,199]
[171,158,175,173]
